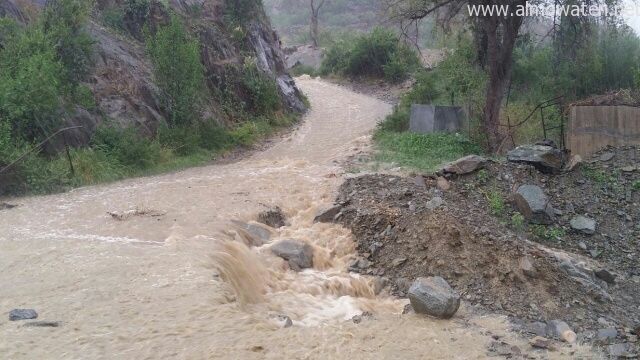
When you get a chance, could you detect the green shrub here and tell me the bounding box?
[225,0,263,25]
[92,125,162,169]
[401,70,439,107]
[319,28,420,82]
[290,65,318,77]
[377,106,409,133]
[100,7,126,33]
[229,121,271,147]
[146,14,205,127]
[488,188,504,216]
[243,60,281,117]
[42,0,95,88]
[198,121,234,151]
[71,147,124,184]
[319,36,351,75]
[230,123,258,146]
[156,124,200,156]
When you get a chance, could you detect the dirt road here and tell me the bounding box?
[0,78,586,359]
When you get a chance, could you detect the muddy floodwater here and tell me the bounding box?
[0,78,590,359]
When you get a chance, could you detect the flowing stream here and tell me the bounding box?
[0,78,587,359]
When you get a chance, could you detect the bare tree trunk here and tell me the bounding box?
[481,0,524,152]
[310,0,325,47]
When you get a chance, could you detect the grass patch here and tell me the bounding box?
[372,130,482,172]
[2,112,301,197]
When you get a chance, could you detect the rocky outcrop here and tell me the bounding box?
[3,0,306,152]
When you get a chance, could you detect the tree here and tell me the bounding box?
[386,0,525,151]
[310,0,326,47]
[385,0,621,152]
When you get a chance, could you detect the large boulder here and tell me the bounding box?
[271,240,314,269]
[507,145,565,173]
[408,277,460,319]
[439,155,487,175]
[570,215,596,235]
[513,185,555,225]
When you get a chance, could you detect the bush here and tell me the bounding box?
[70,147,124,184]
[156,124,200,156]
[100,7,126,33]
[243,59,281,117]
[225,0,263,25]
[319,28,420,82]
[198,121,234,151]
[92,125,162,169]
[377,106,409,133]
[289,65,318,77]
[400,70,439,107]
[146,14,205,127]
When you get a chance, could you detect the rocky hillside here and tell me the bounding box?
[1,0,305,152]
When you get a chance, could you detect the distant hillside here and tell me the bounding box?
[263,0,385,44]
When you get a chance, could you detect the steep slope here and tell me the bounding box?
[1,0,305,151]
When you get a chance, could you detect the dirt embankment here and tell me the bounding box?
[332,145,640,347]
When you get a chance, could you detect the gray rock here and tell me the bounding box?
[526,322,548,336]
[559,261,594,281]
[9,309,38,321]
[545,320,572,339]
[608,343,635,358]
[426,196,444,210]
[313,204,342,223]
[596,328,617,343]
[578,241,588,250]
[231,220,272,246]
[439,155,487,175]
[513,185,555,225]
[570,216,596,235]
[271,240,314,269]
[507,145,565,173]
[519,257,537,278]
[599,152,615,161]
[267,313,293,328]
[595,268,617,283]
[408,277,460,319]
[413,175,427,190]
[373,277,386,296]
[392,257,407,267]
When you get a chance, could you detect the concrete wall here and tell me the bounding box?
[567,106,640,158]
[410,105,462,134]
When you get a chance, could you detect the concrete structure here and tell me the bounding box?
[568,106,640,157]
[410,105,462,134]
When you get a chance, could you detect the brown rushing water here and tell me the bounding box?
[0,77,592,359]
